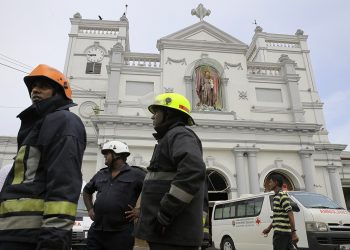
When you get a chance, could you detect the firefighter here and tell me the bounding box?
[83,140,145,250]
[0,64,86,250]
[134,92,206,250]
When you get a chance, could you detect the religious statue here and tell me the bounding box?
[195,66,222,110]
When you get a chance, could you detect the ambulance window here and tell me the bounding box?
[214,204,223,219]
[237,202,246,217]
[230,204,236,218]
[247,200,255,216]
[254,198,264,215]
[223,204,231,219]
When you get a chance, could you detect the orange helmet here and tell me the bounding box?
[24,64,72,100]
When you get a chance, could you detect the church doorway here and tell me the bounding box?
[263,171,295,192]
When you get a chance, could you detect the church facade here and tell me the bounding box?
[1,5,349,209]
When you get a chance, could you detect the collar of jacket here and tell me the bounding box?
[153,120,185,140]
[17,95,76,121]
[107,163,131,173]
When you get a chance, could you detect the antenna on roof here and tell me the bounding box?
[125,4,128,15]
[253,19,258,26]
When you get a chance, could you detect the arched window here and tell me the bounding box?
[207,169,229,201]
[264,171,295,191]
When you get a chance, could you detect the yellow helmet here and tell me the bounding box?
[148,92,195,126]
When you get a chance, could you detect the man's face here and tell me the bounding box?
[151,107,165,128]
[30,80,55,103]
[268,178,277,191]
[103,151,113,166]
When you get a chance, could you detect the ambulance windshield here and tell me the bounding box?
[290,192,343,209]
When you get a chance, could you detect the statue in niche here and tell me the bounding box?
[195,66,222,110]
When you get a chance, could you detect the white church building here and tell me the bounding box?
[1,4,349,209]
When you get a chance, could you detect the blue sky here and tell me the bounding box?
[1,0,349,149]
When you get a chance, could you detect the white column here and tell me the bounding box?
[234,150,247,196]
[299,150,316,192]
[327,166,347,208]
[247,151,260,194]
[105,43,124,114]
[184,76,193,105]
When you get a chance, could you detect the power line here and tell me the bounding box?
[0,62,29,74]
[0,57,32,71]
[0,105,25,109]
[0,53,32,69]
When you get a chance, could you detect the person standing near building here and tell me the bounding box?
[0,64,86,250]
[83,140,145,250]
[262,174,299,250]
[134,92,207,250]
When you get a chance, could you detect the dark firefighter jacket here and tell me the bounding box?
[134,121,206,246]
[83,164,145,231]
[0,95,86,250]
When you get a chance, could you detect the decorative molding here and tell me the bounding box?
[191,4,211,21]
[224,62,243,70]
[164,87,174,93]
[129,154,149,168]
[251,106,291,114]
[238,91,248,100]
[165,57,187,65]
[255,26,263,33]
[79,101,100,118]
[295,29,304,36]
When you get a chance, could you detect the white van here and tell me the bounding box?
[211,191,350,250]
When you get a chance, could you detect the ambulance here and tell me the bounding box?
[211,191,350,250]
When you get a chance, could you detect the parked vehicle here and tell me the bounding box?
[211,191,350,250]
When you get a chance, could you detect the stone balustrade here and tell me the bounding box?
[247,62,281,76]
[124,53,161,67]
[266,40,300,48]
[79,27,119,36]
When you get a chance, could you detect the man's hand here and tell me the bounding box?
[125,204,140,221]
[291,231,299,244]
[88,208,95,221]
[262,226,272,236]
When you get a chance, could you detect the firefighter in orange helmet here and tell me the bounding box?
[0,64,86,250]
[134,92,206,250]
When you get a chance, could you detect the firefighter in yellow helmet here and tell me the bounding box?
[134,92,206,250]
[0,64,86,250]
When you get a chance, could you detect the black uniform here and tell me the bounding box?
[0,95,86,250]
[83,164,145,250]
[134,121,206,249]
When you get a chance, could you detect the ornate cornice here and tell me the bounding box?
[314,143,347,152]
[90,114,321,135]
[157,39,247,53]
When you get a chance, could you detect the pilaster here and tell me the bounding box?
[279,54,304,122]
[298,149,316,192]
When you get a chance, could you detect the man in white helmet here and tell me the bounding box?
[83,141,145,250]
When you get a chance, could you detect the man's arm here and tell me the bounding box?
[262,223,273,235]
[288,211,299,243]
[83,191,95,221]
[157,131,206,227]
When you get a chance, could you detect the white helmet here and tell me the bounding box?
[101,141,130,157]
